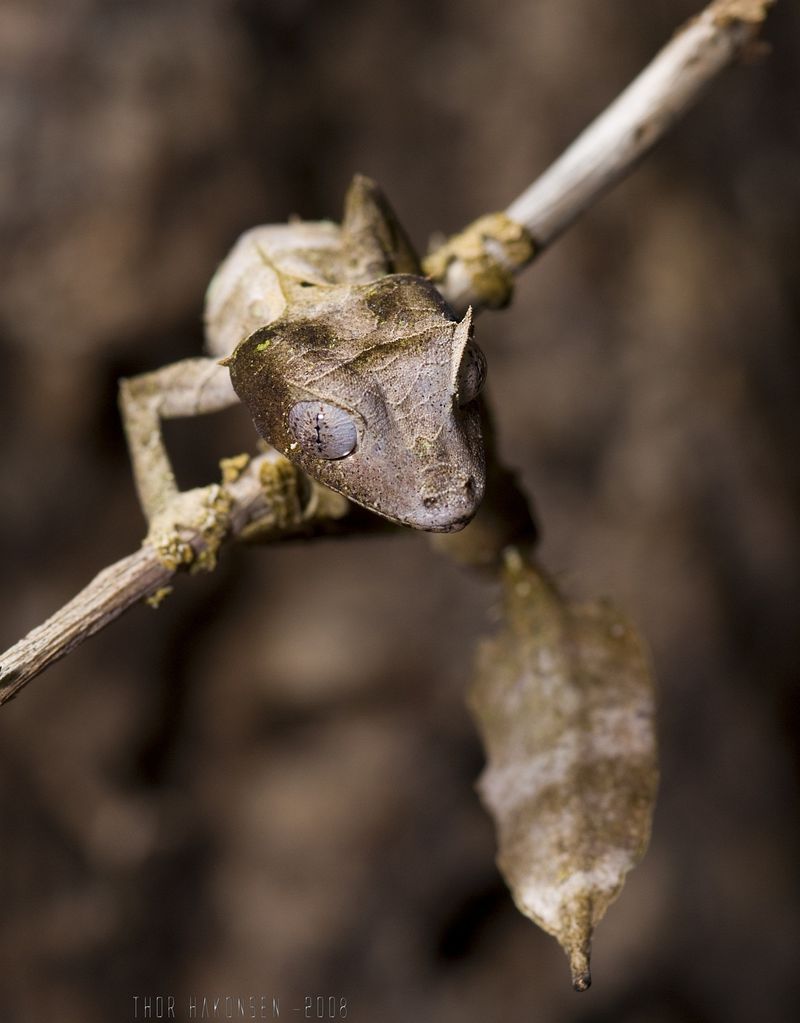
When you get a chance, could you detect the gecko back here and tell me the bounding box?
[204,175,422,360]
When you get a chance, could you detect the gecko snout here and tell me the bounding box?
[415,469,483,531]
[422,474,476,504]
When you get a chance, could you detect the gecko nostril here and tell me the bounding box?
[464,475,476,497]
[423,494,440,508]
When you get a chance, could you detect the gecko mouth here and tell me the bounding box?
[418,512,473,533]
[390,507,475,533]
[351,495,475,533]
[338,470,482,532]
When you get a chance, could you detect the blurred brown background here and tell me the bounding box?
[1,1,799,1021]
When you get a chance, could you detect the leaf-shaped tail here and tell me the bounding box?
[469,548,658,990]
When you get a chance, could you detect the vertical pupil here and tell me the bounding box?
[288,400,357,459]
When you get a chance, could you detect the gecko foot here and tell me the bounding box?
[145,484,233,573]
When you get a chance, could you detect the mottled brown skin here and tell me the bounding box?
[225,273,484,531]
[119,176,487,540]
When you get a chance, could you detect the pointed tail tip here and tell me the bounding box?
[572,970,592,992]
[569,945,592,992]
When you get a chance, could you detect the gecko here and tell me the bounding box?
[118,175,488,559]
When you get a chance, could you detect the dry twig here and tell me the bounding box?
[0,452,349,704]
[428,0,774,313]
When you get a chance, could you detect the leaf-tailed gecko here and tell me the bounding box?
[119,175,488,560]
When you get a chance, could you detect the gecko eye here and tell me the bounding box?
[288,401,358,459]
[456,342,487,406]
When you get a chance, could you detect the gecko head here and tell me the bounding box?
[224,274,487,532]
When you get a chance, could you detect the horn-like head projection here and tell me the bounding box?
[225,274,487,531]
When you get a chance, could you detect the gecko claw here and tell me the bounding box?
[145,485,233,573]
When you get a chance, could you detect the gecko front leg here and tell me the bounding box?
[118,357,240,570]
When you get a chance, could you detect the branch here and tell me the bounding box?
[0,548,170,705]
[427,0,775,313]
[0,452,350,705]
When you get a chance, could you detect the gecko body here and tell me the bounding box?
[119,176,487,545]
